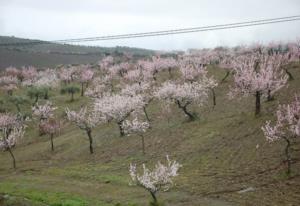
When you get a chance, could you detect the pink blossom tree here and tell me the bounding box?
[155,81,210,121]
[98,56,114,70]
[124,69,144,84]
[59,67,77,84]
[129,155,181,205]
[122,117,149,154]
[32,101,57,135]
[40,118,60,151]
[85,74,117,98]
[219,55,235,83]
[33,68,60,99]
[0,113,26,169]
[78,67,94,96]
[5,67,20,78]
[121,82,153,121]
[229,54,288,115]
[66,106,102,154]
[94,94,145,136]
[262,95,300,175]
[179,56,218,106]
[157,57,178,78]
[20,66,38,85]
[0,75,19,95]
[288,40,300,62]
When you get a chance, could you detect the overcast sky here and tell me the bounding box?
[1,0,300,50]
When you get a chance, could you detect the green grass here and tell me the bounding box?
[0,63,300,205]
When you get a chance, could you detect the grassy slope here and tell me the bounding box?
[0,64,300,206]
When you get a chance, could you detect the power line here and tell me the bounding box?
[1,15,300,47]
[56,17,300,42]
[53,15,300,43]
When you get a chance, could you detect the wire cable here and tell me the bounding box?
[1,15,300,46]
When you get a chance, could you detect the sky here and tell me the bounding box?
[1,0,300,51]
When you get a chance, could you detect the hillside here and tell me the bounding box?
[0,36,155,68]
[0,62,299,206]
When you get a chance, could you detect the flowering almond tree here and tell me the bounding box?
[85,74,115,98]
[94,94,145,136]
[78,67,94,96]
[0,113,26,169]
[179,64,206,82]
[121,82,153,121]
[40,118,60,151]
[129,156,181,205]
[138,57,163,81]
[157,57,178,78]
[124,69,144,84]
[229,54,288,115]
[59,67,77,84]
[261,95,300,175]
[33,69,60,99]
[20,66,38,85]
[0,75,19,95]
[122,117,150,154]
[66,106,101,154]
[179,58,218,106]
[5,67,19,78]
[32,101,57,135]
[155,81,209,121]
[219,55,235,83]
[99,56,114,70]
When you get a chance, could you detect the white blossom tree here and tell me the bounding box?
[0,113,26,169]
[229,53,288,115]
[121,82,154,121]
[78,67,94,96]
[155,81,210,121]
[40,118,60,151]
[179,54,218,106]
[32,101,57,135]
[129,155,181,205]
[0,75,19,95]
[94,94,145,136]
[122,117,149,154]
[262,95,300,175]
[66,106,103,154]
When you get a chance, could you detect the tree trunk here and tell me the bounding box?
[7,147,16,169]
[283,137,292,175]
[50,134,54,151]
[211,88,216,107]
[255,91,261,116]
[117,121,125,137]
[153,70,158,81]
[140,134,145,155]
[168,67,173,79]
[221,71,230,83]
[86,129,94,154]
[150,191,158,205]
[285,69,294,81]
[81,83,84,96]
[16,104,21,113]
[71,92,74,102]
[44,90,49,100]
[267,90,274,101]
[143,106,150,122]
[34,95,39,106]
[176,100,195,121]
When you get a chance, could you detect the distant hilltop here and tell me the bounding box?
[0,36,156,68]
